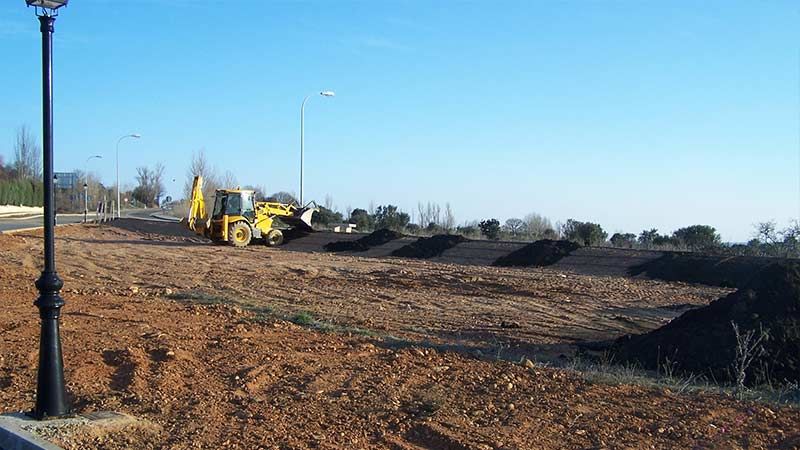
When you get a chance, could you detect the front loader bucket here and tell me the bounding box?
[283,206,317,231]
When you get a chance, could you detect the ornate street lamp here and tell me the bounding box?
[26,0,70,419]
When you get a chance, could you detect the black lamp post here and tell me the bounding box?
[26,0,70,420]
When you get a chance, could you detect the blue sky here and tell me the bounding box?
[1,1,798,242]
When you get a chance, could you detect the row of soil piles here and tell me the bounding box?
[628,253,781,288]
[392,234,468,259]
[612,261,800,385]
[492,240,581,267]
[324,228,404,252]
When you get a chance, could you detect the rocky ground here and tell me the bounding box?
[1,223,798,449]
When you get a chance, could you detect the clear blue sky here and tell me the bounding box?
[1,1,798,242]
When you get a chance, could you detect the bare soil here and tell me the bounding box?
[1,223,798,449]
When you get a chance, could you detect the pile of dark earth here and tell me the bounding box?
[628,253,783,288]
[323,228,404,252]
[392,234,468,259]
[281,228,312,243]
[492,239,581,267]
[612,261,800,385]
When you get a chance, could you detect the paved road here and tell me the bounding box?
[0,208,175,233]
[0,214,85,233]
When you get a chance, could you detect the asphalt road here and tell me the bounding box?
[0,214,85,233]
[0,208,174,233]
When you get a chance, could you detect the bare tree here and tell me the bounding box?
[133,162,166,207]
[153,162,166,205]
[13,125,41,180]
[753,221,778,245]
[504,218,526,237]
[524,212,555,239]
[183,149,219,201]
[443,203,455,231]
[221,170,238,190]
[324,194,334,211]
[731,321,769,398]
[417,202,429,228]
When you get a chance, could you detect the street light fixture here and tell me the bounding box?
[26,0,68,11]
[84,155,102,223]
[300,90,335,205]
[116,134,141,219]
[25,0,69,420]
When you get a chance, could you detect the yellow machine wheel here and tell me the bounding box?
[228,222,252,247]
[265,229,284,247]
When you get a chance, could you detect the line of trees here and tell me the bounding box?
[1,126,44,206]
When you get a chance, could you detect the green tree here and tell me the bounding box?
[374,204,410,231]
[349,208,375,231]
[610,232,637,247]
[479,219,501,240]
[561,219,607,246]
[672,225,721,250]
[267,191,298,205]
[314,206,344,227]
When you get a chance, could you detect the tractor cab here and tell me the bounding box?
[211,190,256,222]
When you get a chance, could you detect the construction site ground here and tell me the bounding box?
[0,222,798,449]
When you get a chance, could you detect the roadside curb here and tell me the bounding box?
[0,413,64,450]
[0,223,83,235]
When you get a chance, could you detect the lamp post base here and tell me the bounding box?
[32,271,69,420]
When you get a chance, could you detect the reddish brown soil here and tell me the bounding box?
[1,224,798,449]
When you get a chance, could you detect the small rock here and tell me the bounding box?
[129,286,139,294]
[522,358,535,369]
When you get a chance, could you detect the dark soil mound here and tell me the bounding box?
[492,240,581,267]
[392,234,468,259]
[613,262,800,385]
[324,228,404,252]
[282,228,312,243]
[628,253,780,288]
[110,218,205,241]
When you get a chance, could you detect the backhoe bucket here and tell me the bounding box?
[283,206,317,231]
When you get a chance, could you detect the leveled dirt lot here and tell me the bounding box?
[1,223,798,449]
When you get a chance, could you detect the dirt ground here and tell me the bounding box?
[1,223,798,449]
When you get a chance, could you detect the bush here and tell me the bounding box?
[314,206,343,228]
[610,232,637,248]
[561,219,607,246]
[374,204,410,231]
[672,225,721,251]
[479,219,501,240]
[348,208,375,232]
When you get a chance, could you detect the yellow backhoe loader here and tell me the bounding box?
[186,176,317,247]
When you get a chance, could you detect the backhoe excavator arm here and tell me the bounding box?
[187,175,209,233]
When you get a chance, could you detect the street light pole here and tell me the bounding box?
[26,0,69,420]
[115,133,140,219]
[300,90,334,206]
[84,155,101,223]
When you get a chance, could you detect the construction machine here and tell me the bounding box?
[186,176,317,247]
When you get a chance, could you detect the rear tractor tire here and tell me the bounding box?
[228,222,252,247]
[265,229,284,247]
